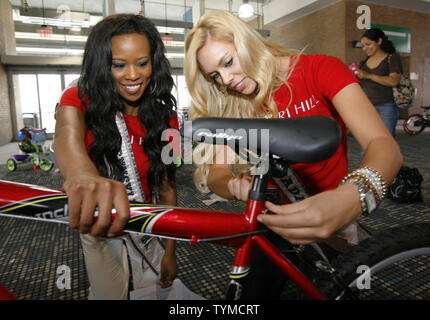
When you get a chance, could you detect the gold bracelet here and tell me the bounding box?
[357,166,388,200]
[343,178,377,216]
[341,172,381,204]
[341,166,387,215]
[341,167,387,202]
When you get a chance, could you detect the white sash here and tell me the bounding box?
[114,113,164,290]
[273,168,361,248]
[115,112,147,203]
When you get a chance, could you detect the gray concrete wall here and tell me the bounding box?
[0,0,16,145]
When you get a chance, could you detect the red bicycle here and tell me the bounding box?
[1,116,429,300]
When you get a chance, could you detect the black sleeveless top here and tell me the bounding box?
[359,53,403,105]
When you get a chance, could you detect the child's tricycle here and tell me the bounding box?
[6,127,55,172]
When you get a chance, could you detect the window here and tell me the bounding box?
[10,70,191,138]
[64,74,80,88]
[172,74,191,111]
[10,71,79,137]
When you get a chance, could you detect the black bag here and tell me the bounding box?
[388,166,423,203]
[392,74,415,109]
[388,55,415,110]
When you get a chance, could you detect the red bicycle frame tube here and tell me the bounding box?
[227,194,327,300]
[0,180,249,247]
[231,198,264,268]
[0,283,17,300]
[0,179,327,300]
[253,235,327,300]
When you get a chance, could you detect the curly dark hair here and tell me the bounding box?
[78,14,177,192]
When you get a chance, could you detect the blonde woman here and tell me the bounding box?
[184,10,402,299]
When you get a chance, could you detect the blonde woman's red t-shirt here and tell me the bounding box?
[58,86,178,201]
[273,54,359,195]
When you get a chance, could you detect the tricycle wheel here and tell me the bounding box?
[40,159,54,172]
[403,114,425,135]
[6,158,17,172]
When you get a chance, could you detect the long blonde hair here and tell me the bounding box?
[184,10,298,192]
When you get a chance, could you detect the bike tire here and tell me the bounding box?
[6,158,17,172]
[315,223,430,300]
[403,114,425,135]
[40,159,54,172]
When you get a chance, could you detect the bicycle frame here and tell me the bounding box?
[0,178,327,300]
[0,283,16,300]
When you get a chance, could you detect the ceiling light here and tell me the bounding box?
[13,12,101,29]
[16,47,84,56]
[15,32,88,43]
[166,53,185,59]
[70,26,82,32]
[238,1,254,19]
[156,26,185,35]
[18,15,91,29]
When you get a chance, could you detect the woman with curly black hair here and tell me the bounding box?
[54,14,178,299]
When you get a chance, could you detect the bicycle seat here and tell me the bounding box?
[187,116,341,163]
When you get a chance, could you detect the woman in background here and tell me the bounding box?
[358,27,403,137]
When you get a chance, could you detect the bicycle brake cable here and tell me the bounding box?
[309,243,350,295]
[194,229,268,243]
[310,243,336,273]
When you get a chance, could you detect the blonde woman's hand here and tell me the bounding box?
[63,174,130,237]
[227,173,253,201]
[257,183,362,244]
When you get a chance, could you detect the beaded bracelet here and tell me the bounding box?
[343,173,381,203]
[341,166,387,215]
[346,178,377,215]
[355,166,388,200]
[342,167,387,200]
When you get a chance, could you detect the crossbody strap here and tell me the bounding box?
[115,112,147,203]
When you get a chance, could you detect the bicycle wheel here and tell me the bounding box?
[403,114,425,135]
[39,159,54,172]
[316,223,430,300]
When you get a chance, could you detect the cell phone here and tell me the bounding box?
[349,63,359,76]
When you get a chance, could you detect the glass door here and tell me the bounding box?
[64,74,80,88]
[37,74,62,134]
[12,74,40,130]
[11,71,78,137]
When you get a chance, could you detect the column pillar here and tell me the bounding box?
[192,0,205,26]
[103,0,116,17]
[0,0,16,144]
[139,0,145,16]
